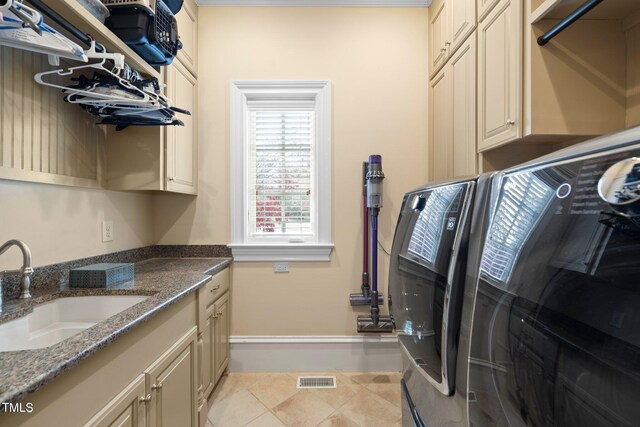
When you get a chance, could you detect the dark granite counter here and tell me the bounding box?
[0,257,232,405]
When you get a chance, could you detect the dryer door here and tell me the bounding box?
[468,153,640,427]
[389,181,474,395]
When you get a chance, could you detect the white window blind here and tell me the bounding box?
[247,110,316,239]
[230,80,332,262]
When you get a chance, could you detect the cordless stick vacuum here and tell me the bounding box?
[357,155,394,333]
[349,162,383,307]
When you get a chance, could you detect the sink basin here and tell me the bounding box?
[0,295,148,352]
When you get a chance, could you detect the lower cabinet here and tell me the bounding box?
[213,292,230,383]
[145,327,198,427]
[85,327,198,427]
[202,291,230,397]
[200,315,214,399]
[84,375,147,427]
[196,268,231,425]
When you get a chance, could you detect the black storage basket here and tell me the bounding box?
[104,0,181,66]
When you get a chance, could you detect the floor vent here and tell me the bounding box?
[296,376,337,389]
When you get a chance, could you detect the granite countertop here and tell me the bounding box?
[0,257,232,405]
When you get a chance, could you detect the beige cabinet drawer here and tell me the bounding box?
[205,268,229,306]
[197,268,230,330]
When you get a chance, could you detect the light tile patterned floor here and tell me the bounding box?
[206,372,402,427]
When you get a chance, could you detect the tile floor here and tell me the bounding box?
[205,372,402,427]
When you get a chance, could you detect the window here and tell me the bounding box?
[229,81,333,262]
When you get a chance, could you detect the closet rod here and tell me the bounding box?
[537,0,604,46]
[24,0,105,52]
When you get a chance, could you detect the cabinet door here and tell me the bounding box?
[430,68,452,181]
[84,374,147,427]
[213,292,230,383]
[146,327,198,427]
[429,0,449,77]
[175,0,198,76]
[478,0,522,151]
[451,34,477,177]
[204,304,217,397]
[166,60,198,194]
[200,315,214,397]
[478,0,500,22]
[450,0,476,55]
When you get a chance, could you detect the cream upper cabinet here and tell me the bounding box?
[478,0,500,23]
[146,327,198,427]
[450,0,476,56]
[176,0,198,77]
[166,60,198,194]
[451,35,477,177]
[213,291,230,383]
[430,68,452,181]
[429,0,449,76]
[84,375,147,427]
[478,0,522,151]
[105,62,198,194]
[430,0,476,78]
[430,34,477,180]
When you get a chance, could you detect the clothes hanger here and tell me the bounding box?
[0,0,87,64]
[0,0,41,35]
[35,41,189,130]
[34,52,156,106]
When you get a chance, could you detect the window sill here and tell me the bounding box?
[228,244,334,262]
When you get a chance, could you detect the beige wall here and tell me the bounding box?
[154,7,429,336]
[0,181,154,270]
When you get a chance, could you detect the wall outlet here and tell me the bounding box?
[102,221,114,242]
[274,262,289,273]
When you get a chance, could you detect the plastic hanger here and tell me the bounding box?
[34,55,155,105]
[0,0,41,35]
[34,40,190,130]
[0,0,87,64]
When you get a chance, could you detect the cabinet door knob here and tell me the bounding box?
[445,41,451,46]
[506,120,515,126]
[210,285,220,292]
[151,382,163,390]
[212,314,219,319]
[440,47,446,53]
[169,177,175,182]
[216,311,222,317]
[139,394,152,403]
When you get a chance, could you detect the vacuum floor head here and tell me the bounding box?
[349,293,384,306]
[357,315,394,333]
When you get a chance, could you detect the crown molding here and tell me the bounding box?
[197,0,430,7]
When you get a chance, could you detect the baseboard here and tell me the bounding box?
[229,335,402,372]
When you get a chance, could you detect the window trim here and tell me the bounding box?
[229,81,333,262]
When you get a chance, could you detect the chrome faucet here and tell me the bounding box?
[0,240,34,301]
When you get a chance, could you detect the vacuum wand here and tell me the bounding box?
[362,162,370,300]
[368,156,383,324]
[349,162,383,306]
[357,155,394,333]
